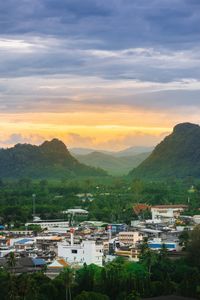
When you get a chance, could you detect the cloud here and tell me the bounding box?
[0,0,199,48]
[0,130,168,151]
[1,74,200,114]
[0,1,200,55]
[0,133,45,147]
[66,133,95,147]
[93,131,168,150]
[0,0,200,150]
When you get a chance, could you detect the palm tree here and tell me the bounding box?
[142,249,158,275]
[7,252,16,274]
[139,241,158,276]
[60,267,74,300]
[7,252,17,300]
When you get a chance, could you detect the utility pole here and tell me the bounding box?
[32,194,36,221]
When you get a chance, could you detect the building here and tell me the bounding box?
[118,231,143,246]
[107,224,127,234]
[25,220,69,230]
[58,240,103,267]
[47,258,69,279]
[36,236,62,252]
[14,238,35,251]
[0,257,46,274]
[148,238,181,252]
[115,247,140,262]
[151,205,188,223]
[193,215,200,224]
[133,204,150,215]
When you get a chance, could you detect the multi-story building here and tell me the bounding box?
[151,205,188,223]
[118,231,143,246]
[58,240,103,266]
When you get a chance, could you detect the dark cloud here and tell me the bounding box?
[0,1,200,114]
[0,0,200,49]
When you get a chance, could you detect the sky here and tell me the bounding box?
[1,0,200,150]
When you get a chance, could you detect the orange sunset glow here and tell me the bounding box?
[1,1,200,150]
[0,107,196,150]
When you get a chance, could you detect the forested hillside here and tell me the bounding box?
[130,123,200,179]
[0,139,107,179]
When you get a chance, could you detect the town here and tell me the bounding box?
[0,200,198,277]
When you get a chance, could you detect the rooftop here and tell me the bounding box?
[152,205,188,209]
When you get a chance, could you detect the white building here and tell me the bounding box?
[25,221,69,230]
[118,231,143,246]
[58,240,103,267]
[151,205,188,223]
[193,215,200,224]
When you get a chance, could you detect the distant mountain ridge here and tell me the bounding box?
[0,139,107,179]
[74,151,151,176]
[70,146,154,157]
[115,146,154,157]
[130,122,200,179]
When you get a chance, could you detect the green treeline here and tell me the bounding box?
[0,177,199,226]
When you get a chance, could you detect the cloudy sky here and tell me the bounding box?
[0,0,200,150]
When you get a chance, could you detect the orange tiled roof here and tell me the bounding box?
[133,204,151,215]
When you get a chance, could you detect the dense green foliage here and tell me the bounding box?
[130,122,200,179]
[0,176,199,226]
[75,151,150,176]
[0,139,107,179]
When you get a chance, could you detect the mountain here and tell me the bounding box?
[69,147,100,155]
[130,122,200,179]
[115,146,154,157]
[74,151,150,176]
[70,146,154,157]
[0,139,107,179]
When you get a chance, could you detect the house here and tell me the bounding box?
[0,256,46,274]
[48,258,69,269]
[46,258,69,279]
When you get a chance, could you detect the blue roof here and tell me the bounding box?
[148,243,176,249]
[32,258,46,266]
[16,239,34,245]
[0,225,5,230]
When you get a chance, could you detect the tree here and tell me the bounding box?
[7,252,16,274]
[59,267,74,300]
[179,229,190,249]
[6,253,17,300]
[139,241,158,276]
[187,224,200,267]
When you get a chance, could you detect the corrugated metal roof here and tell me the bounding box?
[15,239,34,245]
[32,258,46,266]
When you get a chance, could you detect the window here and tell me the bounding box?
[71,249,77,254]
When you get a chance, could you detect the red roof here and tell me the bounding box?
[133,204,151,215]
